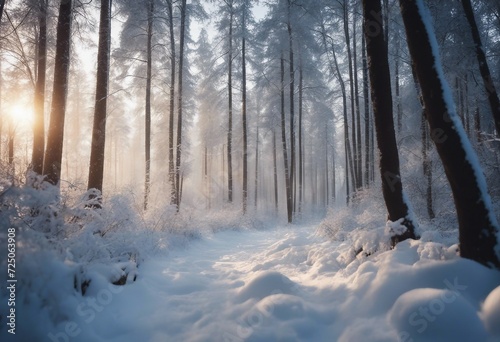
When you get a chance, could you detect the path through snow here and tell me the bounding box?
[9,224,500,342]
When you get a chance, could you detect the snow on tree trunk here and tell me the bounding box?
[399,0,500,268]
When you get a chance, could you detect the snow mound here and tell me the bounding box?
[481,285,500,336]
[236,271,299,303]
[388,288,488,341]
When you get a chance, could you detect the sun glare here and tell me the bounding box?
[8,104,33,127]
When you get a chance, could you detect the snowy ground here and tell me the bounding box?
[3,222,500,342]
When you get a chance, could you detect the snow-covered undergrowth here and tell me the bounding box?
[0,180,273,341]
[1,181,499,341]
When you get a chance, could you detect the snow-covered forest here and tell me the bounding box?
[1,0,500,340]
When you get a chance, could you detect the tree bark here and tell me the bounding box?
[167,0,176,205]
[362,32,371,187]
[88,0,112,194]
[298,59,303,212]
[242,8,248,213]
[353,8,363,189]
[175,0,187,210]
[344,0,358,190]
[43,0,73,186]
[287,0,295,216]
[395,34,402,132]
[332,40,355,204]
[143,0,153,210]
[461,0,500,137]
[281,54,292,223]
[273,129,278,211]
[399,0,500,268]
[32,0,47,175]
[363,0,417,245]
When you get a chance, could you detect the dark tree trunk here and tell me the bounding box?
[88,0,112,193]
[353,8,363,189]
[475,102,482,142]
[400,0,500,268]
[363,0,417,245]
[242,11,248,213]
[412,64,435,220]
[362,32,371,187]
[287,1,295,216]
[298,59,303,213]
[32,0,47,175]
[175,0,187,210]
[344,0,358,190]
[144,0,153,210]
[281,54,292,223]
[461,0,500,137]
[167,0,176,205]
[395,34,402,132]
[333,42,355,204]
[43,0,73,186]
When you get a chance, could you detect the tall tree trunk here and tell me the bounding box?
[353,8,363,189]
[167,0,176,205]
[320,23,355,202]
[412,64,435,220]
[421,110,435,220]
[32,0,47,175]
[143,0,153,210]
[333,41,355,204]
[175,0,187,209]
[395,34,402,132]
[281,54,292,223]
[298,59,303,213]
[43,0,73,186]
[273,129,278,211]
[461,0,500,137]
[227,2,233,203]
[363,0,417,245]
[400,0,500,268]
[475,101,482,143]
[242,9,248,213]
[254,125,259,208]
[287,1,295,216]
[362,32,371,187]
[88,0,112,194]
[344,0,358,190]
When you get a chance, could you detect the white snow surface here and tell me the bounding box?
[2,222,500,342]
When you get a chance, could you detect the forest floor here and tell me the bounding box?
[4,220,500,342]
